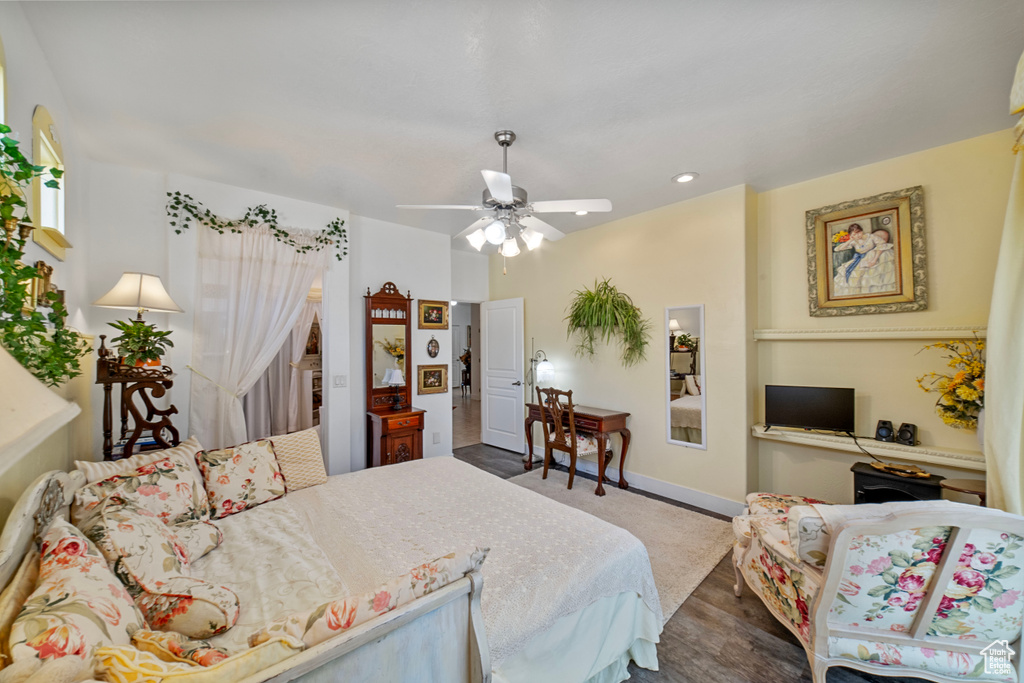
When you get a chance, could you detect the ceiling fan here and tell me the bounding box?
[397,130,612,257]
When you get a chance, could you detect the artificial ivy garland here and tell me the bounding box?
[165,191,348,261]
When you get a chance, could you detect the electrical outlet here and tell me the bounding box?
[432,432,441,444]
[333,375,347,388]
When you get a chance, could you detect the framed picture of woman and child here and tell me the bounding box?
[806,185,927,317]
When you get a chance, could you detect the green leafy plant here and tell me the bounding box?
[565,278,651,367]
[673,332,696,351]
[0,124,88,386]
[107,319,174,366]
[166,191,348,261]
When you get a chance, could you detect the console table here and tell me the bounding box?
[96,335,180,460]
[524,403,631,496]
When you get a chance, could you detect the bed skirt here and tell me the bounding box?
[492,591,660,683]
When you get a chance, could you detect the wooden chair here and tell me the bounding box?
[536,387,611,490]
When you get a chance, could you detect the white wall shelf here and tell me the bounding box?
[751,424,985,472]
[753,326,986,342]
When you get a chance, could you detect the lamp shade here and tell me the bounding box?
[382,368,394,385]
[0,346,80,476]
[93,272,183,314]
[669,319,681,332]
[536,359,555,382]
[389,369,405,386]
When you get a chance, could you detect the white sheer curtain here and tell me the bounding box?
[190,225,328,449]
[288,299,322,433]
[241,335,293,441]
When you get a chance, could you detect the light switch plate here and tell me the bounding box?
[432,432,441,444]
[333,375,347,388]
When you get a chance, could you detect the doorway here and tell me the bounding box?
[241,273,323,440]
[451,300,482,448]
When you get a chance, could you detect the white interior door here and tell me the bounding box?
[481,298,525,452]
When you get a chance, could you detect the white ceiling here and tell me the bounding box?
[20,1,1024,244]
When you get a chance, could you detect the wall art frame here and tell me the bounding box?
[418,299,449,329]
[417,364,448,394]
[806,185,927,317]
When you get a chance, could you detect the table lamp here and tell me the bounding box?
[0,346,80,476]
[93,272,183,321]
[388,368,406,410]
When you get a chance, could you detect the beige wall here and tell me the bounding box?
[757,129,1015,502]
[490,185,758,509]
[490,129,1015,508]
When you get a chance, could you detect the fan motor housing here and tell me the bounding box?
[483,185,528,209]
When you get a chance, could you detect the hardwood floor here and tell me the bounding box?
[452,394,482,449]
[453,443,925,683]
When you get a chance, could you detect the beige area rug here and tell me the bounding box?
[509,468,734,624]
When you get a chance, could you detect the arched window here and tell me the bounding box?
[32,106,70,259]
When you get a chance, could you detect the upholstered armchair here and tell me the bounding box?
[733,493,1024,682]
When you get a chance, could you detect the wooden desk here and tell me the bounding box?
[524,403,631,496]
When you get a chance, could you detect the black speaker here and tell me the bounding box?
[875,420,895,442]
[896,423,918,446]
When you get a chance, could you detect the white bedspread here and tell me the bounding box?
[286,457,662,667]
[190,498,346,651]
[670,394,702,429]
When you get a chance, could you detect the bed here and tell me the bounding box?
[670,393,702,443]
[0,457,662,683]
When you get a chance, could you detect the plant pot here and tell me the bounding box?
[134,358,162,368]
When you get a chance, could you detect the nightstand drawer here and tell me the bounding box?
[575,417,599,432]
[387,414,422,431]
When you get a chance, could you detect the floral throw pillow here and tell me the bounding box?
[9,518,145,664]
[249,546,489,648]
[197,440,286,519]
[77,496,239,639]
[71,451,209,526]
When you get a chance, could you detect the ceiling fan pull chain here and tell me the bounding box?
[503,254,507,276]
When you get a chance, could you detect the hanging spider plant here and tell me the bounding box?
[565,278,651,367]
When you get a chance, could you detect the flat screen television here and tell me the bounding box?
[764,385,855,433]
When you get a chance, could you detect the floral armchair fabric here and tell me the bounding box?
[733,493,1024,683]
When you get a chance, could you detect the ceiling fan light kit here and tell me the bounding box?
[397,130,613,267]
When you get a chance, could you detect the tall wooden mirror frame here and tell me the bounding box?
[365,282,413,414]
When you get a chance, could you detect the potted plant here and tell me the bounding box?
[0,124,88,386]
[565,278,651,367]
[108,319,174,367]
[673,333,696,352]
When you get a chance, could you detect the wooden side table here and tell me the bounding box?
[940,479,987,507]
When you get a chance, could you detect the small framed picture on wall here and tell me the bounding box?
[418,300,449,329]
[417,364,448,394]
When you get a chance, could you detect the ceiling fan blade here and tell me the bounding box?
[530,199,613,213]
[481,170,514,204]
[453,216,494,240]
[396,204,484,210]
[518,215,565,242]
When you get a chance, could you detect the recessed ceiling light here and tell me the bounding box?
[575,210,588,216]
[672,172,699,183]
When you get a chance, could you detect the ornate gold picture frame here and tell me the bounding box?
[806,186,927,317]
[418,299,449,329]
[417,364,448,394]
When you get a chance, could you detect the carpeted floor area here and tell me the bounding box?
[509,467,734,624]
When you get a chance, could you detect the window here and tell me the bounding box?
[0,33,6,125]
[31,106,70,259]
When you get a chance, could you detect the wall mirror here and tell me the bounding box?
[665,304,706,449]
[364,282,412,412]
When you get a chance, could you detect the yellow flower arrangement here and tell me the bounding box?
[375,338,405,362]
[916,336,984,430]
[832,230,850,244]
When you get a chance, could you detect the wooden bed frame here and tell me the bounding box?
[0,470,491,683]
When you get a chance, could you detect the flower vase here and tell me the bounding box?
[977,408,985,451]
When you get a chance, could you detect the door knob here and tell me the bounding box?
[512,381,522,386]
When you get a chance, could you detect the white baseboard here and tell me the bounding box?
[530,447,745,518]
